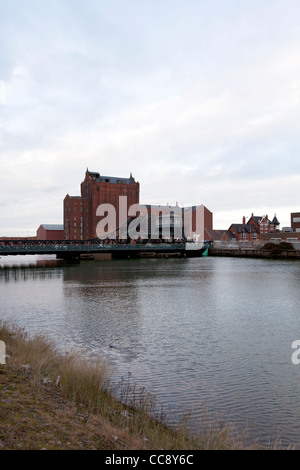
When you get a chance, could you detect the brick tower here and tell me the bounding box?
[64,169,139,240]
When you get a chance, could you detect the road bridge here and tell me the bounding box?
[0,240,208,260]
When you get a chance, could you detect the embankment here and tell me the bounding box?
[209,248,300,260]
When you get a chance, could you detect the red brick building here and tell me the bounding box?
[205,213,280,245]
[37,224,64,240]
[204,229,235,243]
[228,223,259,243]
[64,169,213,242]
[291,212,300,232]
[64,169,140,240]
[226,214,280,243]
[246,213,280,233]
[143,203,213,241]
[182,205,213,241]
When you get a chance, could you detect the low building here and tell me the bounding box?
[204,229,236,244]
[260,231,300,250]
[37,224,64,241]
[228,223,259,243]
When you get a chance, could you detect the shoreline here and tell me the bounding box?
[0,321,275,451]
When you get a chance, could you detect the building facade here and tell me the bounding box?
[64,169,140,240]
[246,214,280,233]
[143,203,213,241]
[37,224,64,241]
[63,169,213,242]
[205,213,280,245]
[291,212,300,232]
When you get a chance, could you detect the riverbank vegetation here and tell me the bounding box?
[262,242,295,255]
[0,321,281,450]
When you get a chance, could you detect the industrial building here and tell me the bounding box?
[63,169,212,242]
[64,169,140,240]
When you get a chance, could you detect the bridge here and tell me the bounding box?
[0,239,209,260]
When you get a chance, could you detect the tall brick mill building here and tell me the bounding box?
[64,169,140,240]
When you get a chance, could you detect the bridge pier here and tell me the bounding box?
[56,253,81,262]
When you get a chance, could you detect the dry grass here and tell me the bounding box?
[0,321,280,450]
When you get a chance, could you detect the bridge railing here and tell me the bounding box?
[0,242,186,255]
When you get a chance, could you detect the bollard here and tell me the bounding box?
[0,340,6,365]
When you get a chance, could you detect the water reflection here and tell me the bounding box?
[1,256,300,447]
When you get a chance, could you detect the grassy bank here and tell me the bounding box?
[0,321,277,450]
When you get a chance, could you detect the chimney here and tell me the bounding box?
[242,216,246,224]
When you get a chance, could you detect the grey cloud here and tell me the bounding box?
[1,0,300,234]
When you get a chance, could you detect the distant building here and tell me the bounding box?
[144,203,213,242]
[291,212,300,232]
[206,213,280,245]
[228,223,259,243]
[260,231,300,250]
[204,229,235,243]
[183,205,213,242]
[247,213,280,233]
[63,169,213,242]
[37,224,64,240]
[228,213,280,242]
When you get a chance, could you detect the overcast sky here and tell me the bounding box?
[1,0,300,236]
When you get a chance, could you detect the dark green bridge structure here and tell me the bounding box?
[0,240,209,260]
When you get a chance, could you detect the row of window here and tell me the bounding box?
[241,232,257,239]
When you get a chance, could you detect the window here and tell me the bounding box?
[293,217,300,223]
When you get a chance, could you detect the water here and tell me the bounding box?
[1,254,300,448]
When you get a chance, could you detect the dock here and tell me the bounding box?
[209,247,300,260]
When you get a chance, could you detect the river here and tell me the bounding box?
[1,254,300,448]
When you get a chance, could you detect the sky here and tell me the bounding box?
[1,0,300,236]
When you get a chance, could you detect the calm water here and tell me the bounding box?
[1,254,300,448]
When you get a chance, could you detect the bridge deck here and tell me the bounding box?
[0,242,187,257]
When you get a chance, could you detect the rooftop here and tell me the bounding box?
[40,224,64,231]
[88,171,135,185]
